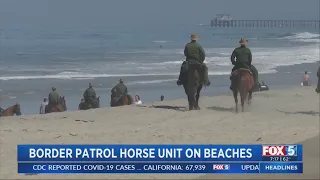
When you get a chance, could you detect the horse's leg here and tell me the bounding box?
[241,93,246,112]
[248,91,252,105]
[240,86,247,112]
[183,84,192,109]
[233,89,238,113]
[196,85,202,110]
[187,92,193,110]
[232,77,239,113]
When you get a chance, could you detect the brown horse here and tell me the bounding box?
[231,68,254,113]
[45,96,67,113]
[110,94,133,107]
[0,104,22,117]
[79,97,100,110]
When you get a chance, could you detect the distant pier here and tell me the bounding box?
[210,19,320,28]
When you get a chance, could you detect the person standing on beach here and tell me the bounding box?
[39,98,48,114]
[83,83,97,108]
[302,71,311,86]
[160,95,164,101]
[48,87,59,108]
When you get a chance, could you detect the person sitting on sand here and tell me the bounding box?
[111,79,128,100]
[83,83,98,108]
[48,87,59,107]
[134,95,142,105]
[259,81,269,91]
[302,71,311,86]
[160,95,164,101]
[39,98,48,114]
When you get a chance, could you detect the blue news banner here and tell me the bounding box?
[17,144,303,174]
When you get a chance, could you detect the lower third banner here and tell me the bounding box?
[18,162,303,174]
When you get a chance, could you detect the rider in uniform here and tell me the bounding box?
[183,33,210,110]
[48,87,59,108]
[111,79,128,101]
[230,38,258,90]
[179,33,210,87]
[83,83,97,108]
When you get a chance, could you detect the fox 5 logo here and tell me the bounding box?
[286,145,297,156]
[262,145,297,156]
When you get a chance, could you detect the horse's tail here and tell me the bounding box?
[193,66,201,87]
[239,72,248,100]
[239,70,254,100]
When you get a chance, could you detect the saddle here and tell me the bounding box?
[231,68,253,77]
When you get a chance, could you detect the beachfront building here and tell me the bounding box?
[214,14,232,22]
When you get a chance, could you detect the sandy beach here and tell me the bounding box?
[0,86,319,179]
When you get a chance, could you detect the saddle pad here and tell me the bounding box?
[231,68,253,77]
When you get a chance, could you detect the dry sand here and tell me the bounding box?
[0,86,319,179]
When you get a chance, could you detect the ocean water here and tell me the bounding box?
[0,23,319,115]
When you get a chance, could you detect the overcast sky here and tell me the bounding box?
[0,0,319,26]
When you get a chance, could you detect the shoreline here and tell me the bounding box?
[1,62,319,115]
[0,86,319,179]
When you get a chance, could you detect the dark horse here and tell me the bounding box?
[0,104,22,117]
[179,64,204,110]
[110,92,133,107]
[231,68,254,113]
[79,97,100,110]
[45,96,67,113]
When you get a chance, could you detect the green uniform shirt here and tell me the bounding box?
[231,46,252,69]
[48,91,59,104]
[184,40,206,64]
[83,87,96,101]
[112,83,128,97]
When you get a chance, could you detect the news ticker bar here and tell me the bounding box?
[18,144,303,162]
[18,162,303,174]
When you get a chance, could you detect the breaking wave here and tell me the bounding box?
[152,40,172,43]
[279,32,320,42]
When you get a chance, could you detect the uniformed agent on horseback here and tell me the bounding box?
[83,83,97,108]
[231,38,252,73]
[111,79,128,99]
[179,33,210,86]
[48,87,60,107]
[230,38,258,89]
